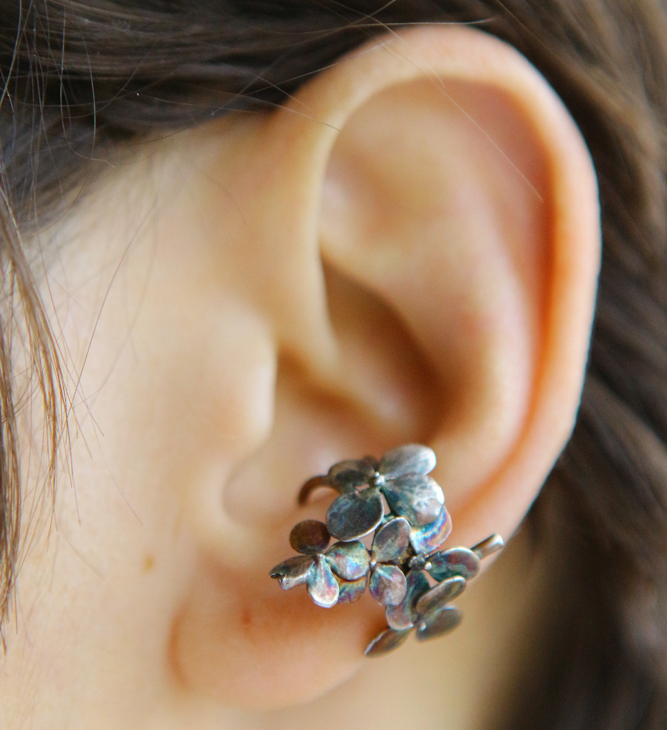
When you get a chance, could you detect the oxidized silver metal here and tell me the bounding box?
[269,443,504,657]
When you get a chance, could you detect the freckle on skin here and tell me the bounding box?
[143,555,155,573]
[241,606,252,631]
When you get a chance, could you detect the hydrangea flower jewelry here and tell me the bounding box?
[270,444,504,658]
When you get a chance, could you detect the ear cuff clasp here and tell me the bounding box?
[269,444,503,658]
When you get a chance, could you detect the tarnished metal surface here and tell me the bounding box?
[428,547,481,582]
[385,569,430,630]
[298,475,334,505]
[325,540,370,581]
[270,555,313,590]
[337,575,368,604]
[289,520,331,554]
[369,564,408,606]
[378,444,436,480]
[371,518,410,564]
[382,474,444,526]
[415,576,466,617]
[307,555,339,608]
[270,444,504,657]
[472,534,505,559]
[329,459,376,489]
[364,627,411,658]
[416,605,463,641]
[326,488,384,541]
[409,506,452,555]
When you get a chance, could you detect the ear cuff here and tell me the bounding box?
[269,444,503,658]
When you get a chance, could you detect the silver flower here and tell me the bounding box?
[269,520,370,608]
[300,445,446,542]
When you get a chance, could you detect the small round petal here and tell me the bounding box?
[415,576,466,617]
[369,564,408,606]
[364,627,411,658]
[416,605,463,641]
[361,455,380,470]
[337,575,368,604]
[428,547,481,582]
[378,444,436,479]
[371,517,411,563]
[325,540,370,580]
[307,556,339,608]
[410,506,452,555]
[326,488,384,541]
[383,475,445,526]
[269,555,314,590]
[289,520,330,554]
[328,459,376,491]
[385,569,430,630]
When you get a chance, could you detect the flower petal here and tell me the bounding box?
[382,475,444,526]
[410,506,452,555]
[416,605,462,642]
[336,575,368,604]
[364,627,411,658]
[325,540,370,580]
[428,547,481,582]
[326,488,384,541]
[289,519,330,555]
[369,564,408,606]
[328,459,376,491]
[415,576,466,617]
[371,517,411,563]
[269,555,314,590]
[378,444,436,479]
[385,569,430,630]
[307,556,340,608]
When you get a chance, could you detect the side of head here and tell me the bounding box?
[0,2,666,729]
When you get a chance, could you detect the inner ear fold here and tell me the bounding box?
[319,74,551,539]
[321,261,444,442]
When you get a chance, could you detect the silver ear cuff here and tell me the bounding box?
[269,444,503,658]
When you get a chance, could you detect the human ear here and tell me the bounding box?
[171,26,600,708]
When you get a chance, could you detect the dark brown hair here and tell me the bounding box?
[3,1,667,727]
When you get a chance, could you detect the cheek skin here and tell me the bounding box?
[2,221,244,723]
[4,162,377,724]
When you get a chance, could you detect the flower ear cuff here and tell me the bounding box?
[269,444,504,658]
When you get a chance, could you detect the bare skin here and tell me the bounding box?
[0,28,599,730]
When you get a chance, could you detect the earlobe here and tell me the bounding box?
[172,26,600,707]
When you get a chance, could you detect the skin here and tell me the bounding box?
[0,28,600,730]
